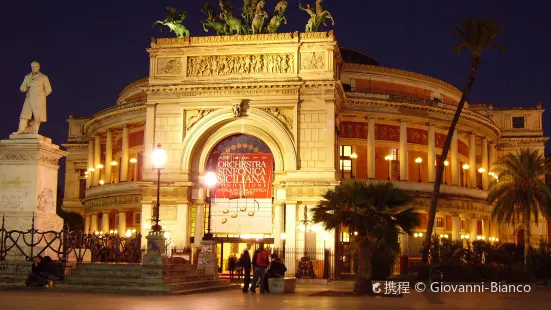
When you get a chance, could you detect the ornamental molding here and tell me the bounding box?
[157,58,182,75]
[144,83,302,97]
[299,30,335,41]
[61,143,88,149]
[83,194,142,211]
[346,98,501,137]
[0,152,60,165]
[341,63,462,95]
[497,136,549,145]
[186,53,294,77]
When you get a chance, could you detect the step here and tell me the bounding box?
[70,268,143,278]
[167,279,230,291]
[170,283,241,295]
[165,275,213,284]
[53,281,167,292]
[74,263,142,270]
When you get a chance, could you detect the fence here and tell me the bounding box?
[273,248,335,279]
[0,215,141,263]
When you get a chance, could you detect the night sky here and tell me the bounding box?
[0,0,549,150]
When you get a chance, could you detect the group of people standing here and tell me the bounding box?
[237,242,287,294]
[25,256,61,288]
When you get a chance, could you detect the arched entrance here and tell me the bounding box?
[205,134,275,274]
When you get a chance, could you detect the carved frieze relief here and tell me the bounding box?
[157,58,182,75]
[186,110,214,131]
[300,52,326,70]
[186,54,294,77]
[261,108,293,129]
[0,152,60,165]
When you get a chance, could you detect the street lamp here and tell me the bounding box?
[415,157,423,182]
[130,157,137,181]
[203,171,217,240]
[151,144,167,234]
[462,164,470,187]
[384,155,393,180]
[110,160,118,183]
[350,153,358,179]
[443,160,449,185]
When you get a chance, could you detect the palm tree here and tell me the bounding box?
[312,180,419,294]
[422,17,506,264]
[487,149,551,269]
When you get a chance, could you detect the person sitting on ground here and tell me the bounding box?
[39,256,60,287]
[25,255,49,288]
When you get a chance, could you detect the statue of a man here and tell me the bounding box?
[16,61,52,134]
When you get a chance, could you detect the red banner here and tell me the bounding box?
[213,153,273,199]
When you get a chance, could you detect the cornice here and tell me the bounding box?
[498,136,549,144]
[118,77,148,102]
[61,143,88,148]
[341,63,461,95]
[346,97,501,137]
[84,104,146,135]
[149,31,336,48]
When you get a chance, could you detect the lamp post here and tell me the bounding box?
[462,164,470,187]
[130,157,137,181]
[384,155,392,180]
[443,160,449,185]
[415,157,423,182]
[96,164,104,185]
[203,171,217,240]
[151,144,167,234]
[350,153,357,179]
[110,160,118,183]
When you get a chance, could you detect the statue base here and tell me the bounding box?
[0,133,67,261]
[196,240,218,279]
[141,233,168,279]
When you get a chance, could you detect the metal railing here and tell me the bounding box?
[0,215,141,263]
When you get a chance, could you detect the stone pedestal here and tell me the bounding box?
[197,239,218,279]
[141,233,168,279]
[0,134,67,260]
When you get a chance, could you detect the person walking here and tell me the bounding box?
[239,246,252,293]
[250,242,269,294]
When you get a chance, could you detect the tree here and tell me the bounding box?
[422,17,506,265]
[487,149,551,269]
[312,180,419,294]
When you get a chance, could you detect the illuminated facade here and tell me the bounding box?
[62,32,549,277]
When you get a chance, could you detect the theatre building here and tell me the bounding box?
[61,32,549,277]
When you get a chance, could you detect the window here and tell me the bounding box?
[77,169,87,199]
[340,145,353,180]
[389,148,399,161]
[436,217,444,228]
[512,116,525,129]
[135,213,141,225]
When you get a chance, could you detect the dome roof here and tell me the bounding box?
[340,47,379,66]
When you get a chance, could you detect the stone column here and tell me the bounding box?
[105,130,113,183]
[482,217,490,239]
[452,215,460,240]
[121,125,129,182]
[118,211,127,234]
[194,202,205,247]
[488,142,496,173]
[427,123,436,182]
[469,133,476,188]
[90,214,98,233]
[93,135,101,186]
[274,204,284,250]
[102,212,110,233]
[87,138,94,188]
[451,130,459,185]
[85,215,91,234]
[367,116,376,179]
[481,137,489,190]
[399,120,408,181]
[470,217,478,241]
[285,203,297,276]
[177,203,190,248]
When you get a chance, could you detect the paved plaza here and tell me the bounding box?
[1,282,550,310]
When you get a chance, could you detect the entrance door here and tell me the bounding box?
[517,229,524,245]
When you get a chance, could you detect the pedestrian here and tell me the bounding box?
[263,253,287,292]
[250,242,269,294]
[239,245,252,293]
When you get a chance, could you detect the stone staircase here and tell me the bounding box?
[54,263,239,294]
